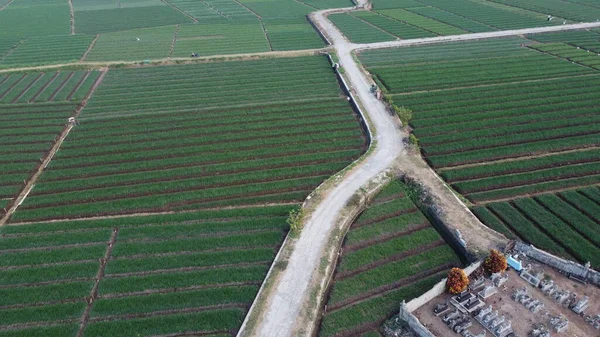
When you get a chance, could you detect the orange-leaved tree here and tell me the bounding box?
[447,268,469,294]
[484,249,508,274]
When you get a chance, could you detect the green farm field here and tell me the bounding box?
[0,0,345,68]
[0,55,367,336]
[358,33,600,267]
[317,180,463,337]
[329,0,568,43]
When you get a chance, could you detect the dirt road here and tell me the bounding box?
[239,6,600,337]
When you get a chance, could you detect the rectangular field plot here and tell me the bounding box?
[85,26,176,61]
[0,70,102,103]
[488,0,600,22]
[75,5,193,34]
[0,103,75,218]
[0,207,289,336]
[11,56,366,222]
[172,22,271,57]
[317,180,462,337]
[0,35,95,67]
[358,37,600,265]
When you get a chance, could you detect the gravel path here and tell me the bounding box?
[241,6,600,337]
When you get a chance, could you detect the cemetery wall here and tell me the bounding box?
[514,241,600,286]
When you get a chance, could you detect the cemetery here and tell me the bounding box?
[412,251,600,337]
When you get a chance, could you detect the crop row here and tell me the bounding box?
[0,207,289,336]
[317,181,461,337]
[477,192,600,266]
[0,70,100,103]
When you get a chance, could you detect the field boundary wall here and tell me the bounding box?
[404,260,481,312]
[513,241,600,286]
[325,53,372,146]
[307,15,332,46]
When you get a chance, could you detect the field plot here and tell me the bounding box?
[164,0,256,20]
[0,0,70,38]
[0,35,95,67]
[0,70,102,104]
[488,0,600,22]
[0,206,290,337]
[0,103,75,215]
[85,26,176,61]
[317,180,462,337]
[2,56,366,336]
[358,37,600,265]
[75,5,193,34]
[332,0,560,43]
[13,56,366,222]
[172,22,270,57]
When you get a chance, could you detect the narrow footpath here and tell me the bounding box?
[240,5,600,337]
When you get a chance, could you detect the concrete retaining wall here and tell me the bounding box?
[399,302,436,337]
[514,241,600,286]
[405,261,482,312]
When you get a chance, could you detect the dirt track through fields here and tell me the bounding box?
[68,0,75,35]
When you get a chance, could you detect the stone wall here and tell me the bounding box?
[514,241,600,286]
[405,261,482,312]
[398,302,437,337]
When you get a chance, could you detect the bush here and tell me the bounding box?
[446,267,469,294]
[484,249,507,274]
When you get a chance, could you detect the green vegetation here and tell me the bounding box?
[0,56,365,336]
[317,180,462,337]
[358,35,600,265]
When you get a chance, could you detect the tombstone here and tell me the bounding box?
[526,299,539,310]
[476,305,492,321]
[471,276,486,291]
[495,321,513,337]
[540,279,554,292]
[553,291,570,304]
[479,285,497,299]
[465,298,484,313]
[457,290,472,302]
[518,294,531,304]
[454,319,472,333]
[491,272,509,287]
[520,270,542,287]
[491,315,505,329]
[433,302,449,316]
[483,310,498,325]
[554,320,568,333]
[571,296,589,314]
[443,310,460,323]
[512,287,527,300]
[531,301,545,313]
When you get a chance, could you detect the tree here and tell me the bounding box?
[484,249,508,274]
[446,268,469,294]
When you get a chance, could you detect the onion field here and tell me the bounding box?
[332,0,560,43]
[358,36,600,265]
[0,71,102,104]
[0,56,366,336]
[317,180,462,337]
[0,103,75,213]
[0,207,290,337]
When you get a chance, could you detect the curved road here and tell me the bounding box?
[240,7,600,337]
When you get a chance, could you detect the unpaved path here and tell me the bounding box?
[240,6,600,337]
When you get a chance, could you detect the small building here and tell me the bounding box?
[507,255,522,271]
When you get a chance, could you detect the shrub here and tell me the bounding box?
[446,267,469,294]
[484,249,507,274]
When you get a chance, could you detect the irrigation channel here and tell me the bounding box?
[239,3,600,337]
